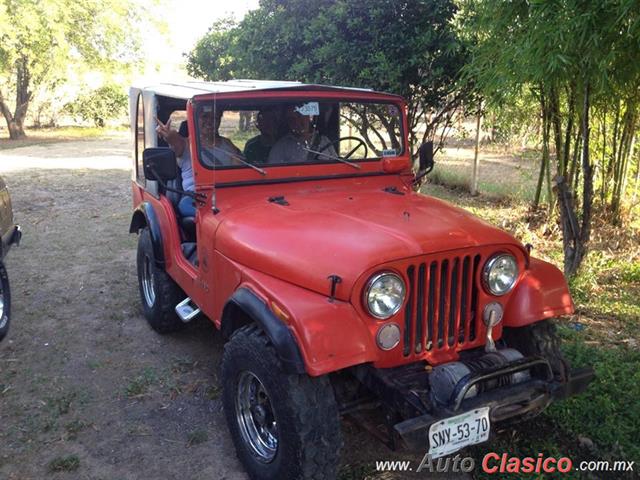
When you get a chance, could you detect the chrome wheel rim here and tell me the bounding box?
[235,371,278,462]
[141,255,156,307]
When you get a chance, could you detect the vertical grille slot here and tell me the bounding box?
[403,252,482,356]
[404,266,415,356]
[448,258,460,346]
[415,263,426,353]
[427,261,437,351]
[437,260,448,349]
[460,256,471,342]
[469,254,481,341]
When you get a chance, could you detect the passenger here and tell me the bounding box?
[155,116,196,217]
[267,105,337,164]
[243,107,282,164]
[199,108,243,167]
[156,108,242,217]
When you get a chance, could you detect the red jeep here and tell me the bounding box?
[129,81,593,479]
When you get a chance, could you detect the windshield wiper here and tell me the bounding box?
[201,147,267,176]
[301,146,361,170]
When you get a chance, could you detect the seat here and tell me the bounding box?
[163,169,196,243]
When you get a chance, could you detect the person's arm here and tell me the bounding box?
[156,117,186,157]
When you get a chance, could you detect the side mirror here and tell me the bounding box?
[418,141,434,174]
[143,148,178,182]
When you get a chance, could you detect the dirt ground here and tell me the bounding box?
[0,135,471,480]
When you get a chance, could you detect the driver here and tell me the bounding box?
[267,104,337,164]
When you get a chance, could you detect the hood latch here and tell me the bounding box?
[268,195,289,206]
[327,275,342,303]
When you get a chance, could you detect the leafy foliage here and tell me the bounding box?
[64,84,128,127]
[185,17,240,81]
[458,0,640,275]
[0,0,144,139]
[186,0,470,152]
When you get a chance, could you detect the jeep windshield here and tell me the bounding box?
[194,99,404,170]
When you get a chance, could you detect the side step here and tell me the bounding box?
[175,297,201,323]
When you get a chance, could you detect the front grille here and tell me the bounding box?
[403,254,482,356]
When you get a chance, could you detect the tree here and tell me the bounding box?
[185,17,240,81]
[64,84,128,127]
[186,0,470,154]
[0,0,141,139]
[459,0,640,276]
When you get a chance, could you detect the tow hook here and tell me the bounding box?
[483,302,504,353]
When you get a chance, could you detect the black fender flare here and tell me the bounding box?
[129,202,165,267]
[221,288,305,374]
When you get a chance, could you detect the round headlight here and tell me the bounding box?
[483,254,519,296]
[365,272,406,319]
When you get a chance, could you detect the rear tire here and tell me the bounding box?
[221,324,343,480]
[0,263,11,342]
[503,319,569,381]
[136,227,185,333]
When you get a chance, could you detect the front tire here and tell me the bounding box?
[136,227,185,333]
[0,263,11,342]
[221,324,343,480]
[503,319,569,381]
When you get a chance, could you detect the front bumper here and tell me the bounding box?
[1,225,21,260]
[392,357,594,450]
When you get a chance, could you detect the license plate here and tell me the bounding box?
[428,407,491,458]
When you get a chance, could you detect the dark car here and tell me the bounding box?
[0,175,21,342]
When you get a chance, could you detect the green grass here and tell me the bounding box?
[550,329,640,463]
[431,153,542,203]
[187,429,209,446]
[124,364,208,400]
[569,252,640,331]
[0,125,126,150]
[64,419,89,440]
[124,367,159,398]
[338,463,378,480]
[205,384,221,400]
[47,455,80,472]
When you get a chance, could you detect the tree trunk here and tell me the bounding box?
[633,151,640,204]
[569,120,582,191]
[576,82,594,274]
[599,111,607,203]
[562,84,576,177]
[545,135,553,208]
[0,98,26,140]
[0,56,31,140]
[471,102,482,196]
[560,82,592,278]
[550,86,564,175]
[604,100,621,203]
[611,102,637,222]
[621,133,636,202]
[534,91,550,208]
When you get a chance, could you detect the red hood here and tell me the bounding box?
[215,186,522,301]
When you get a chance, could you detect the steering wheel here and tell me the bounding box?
[318,136,368,160]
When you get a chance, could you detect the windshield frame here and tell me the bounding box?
[192,94,407,172]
